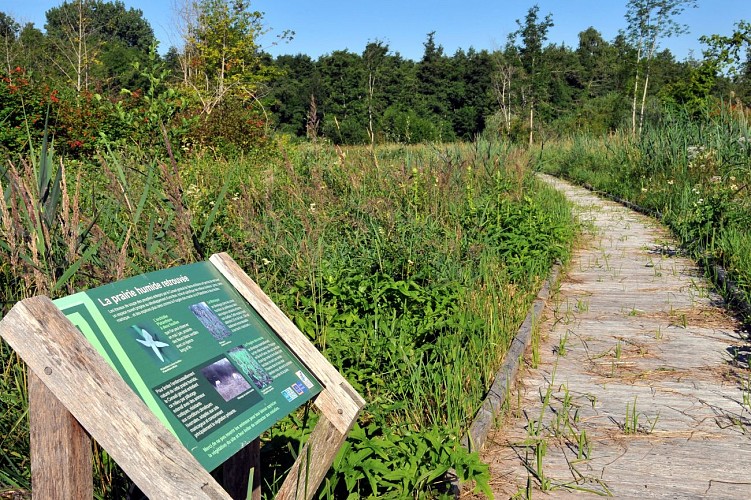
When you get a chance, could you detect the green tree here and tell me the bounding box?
[317,49,367,143]
[624,0,697,137]
[700,20,751,102]
[14,23,47,79]
[416,32,455,140]
[44,0,155,92]
[660,59,716,115]
[269,53,319,136]
[0,12,20,75]
[576,27,620,99]
[182,0,272,116]
[511,5,554,145]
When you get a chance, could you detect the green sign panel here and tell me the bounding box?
[54,262,321,471]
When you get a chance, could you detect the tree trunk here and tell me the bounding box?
[631,45,642,139]
[638,69,650,137]
[529,103,534,146]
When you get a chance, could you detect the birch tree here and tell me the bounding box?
[625,0,696,137]
[181,0,270,115]
[45,0,95,92]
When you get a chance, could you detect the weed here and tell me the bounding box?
[624,397,639,434]
[556,330,569,357]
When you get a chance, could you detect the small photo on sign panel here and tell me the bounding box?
[200,357,252,402]
[189,301,232,341]
[227,346,274,389]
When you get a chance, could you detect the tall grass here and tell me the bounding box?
[1,136,576,497]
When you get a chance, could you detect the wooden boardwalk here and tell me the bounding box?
[474,175,751,499]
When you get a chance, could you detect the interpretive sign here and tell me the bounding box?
[53,261,322,471]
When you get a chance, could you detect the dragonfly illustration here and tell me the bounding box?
[135,328,170,362]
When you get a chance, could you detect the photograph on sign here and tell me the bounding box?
[53,261,321,471]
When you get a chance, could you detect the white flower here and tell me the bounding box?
[667,179,674,185]
[641,187,648,193]
[261,258,271,266]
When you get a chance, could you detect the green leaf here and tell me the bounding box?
[51,240,102,293]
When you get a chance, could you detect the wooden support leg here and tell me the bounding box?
[218,438,261,500]
[29,369,93,499]
[276,415,346,500]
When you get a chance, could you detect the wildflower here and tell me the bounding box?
[641,187,648,193]
[730,176,736,182]
[309,202,316,213]
[687,145,705,160]
[667,179,674,185]
[697,198,704,204]
[731,184,738,191]
[261,258,271,266]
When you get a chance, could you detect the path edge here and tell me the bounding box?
[461,262,563,454]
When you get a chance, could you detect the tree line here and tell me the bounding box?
[1,0,750,157]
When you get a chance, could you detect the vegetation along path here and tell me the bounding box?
[476,175,751,498]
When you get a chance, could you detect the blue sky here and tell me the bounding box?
[3,0,749,61]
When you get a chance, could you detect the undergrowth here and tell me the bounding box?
[1,137,576,498]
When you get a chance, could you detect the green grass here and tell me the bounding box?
[1,137,576,497]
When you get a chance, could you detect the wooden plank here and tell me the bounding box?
[275,408,346,500]
[476,175,751,498]
[29,370,93,499]
[209,253,365,434]
[0,297,231,499]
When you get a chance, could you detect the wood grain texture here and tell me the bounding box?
[209,254,366,499]
[210,252,365,434]
[29,370,93,499]
[0,297,231,499]
[275,409,346,500]
[476,175,751,498]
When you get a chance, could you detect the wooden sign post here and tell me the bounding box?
[0,252,365,499]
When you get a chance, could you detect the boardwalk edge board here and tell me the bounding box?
[460,263,563,456]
